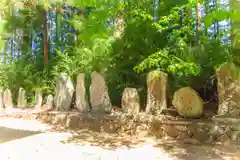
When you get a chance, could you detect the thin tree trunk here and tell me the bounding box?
[43,10,49,65]
[196,0,201,43]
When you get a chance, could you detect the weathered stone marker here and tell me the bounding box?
[76,73,89,112]
[54,72,74,111]
[0,88,4,110]
[17,87,27,108]
[41,94,54,111]
[172,87,203,118]
[121,88,140,115]
[146,70,168,114]
[34,91,42,109]
[90,71,112,113]
[216,62,240,116]
[3,89,13,109]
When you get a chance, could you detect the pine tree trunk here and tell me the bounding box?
[43,10,49,66]
[196,0,201,43]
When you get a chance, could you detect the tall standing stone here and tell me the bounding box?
[0,88,4,110]
[76,73,89,112]
[34,91,42,109]
[3,89,13,109]
[172,87,203,118]
[146,70,168,115]
[17,87,27,108]
[216,62,240,116]
[54,72,74,111]
[121,88,140,115]
[90,71,112,113]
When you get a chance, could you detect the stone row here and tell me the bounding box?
[1,62,239,118]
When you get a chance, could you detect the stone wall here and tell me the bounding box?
[1,66,240,144]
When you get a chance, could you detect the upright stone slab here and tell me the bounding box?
[0,88,4,110]
[121,88,140,115]
[54,72,74,111]
[76,73,89,112]
[90,71,112,113]
[216,62,240,116]
[172,87,203,118]
[146,70,168,114]
[17,87,27,108]
[34,91,42,109]
[3,89,13,109]
[41,94,54,111]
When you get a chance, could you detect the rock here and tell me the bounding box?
[3,89,13,109]
[46,94,54,110]
[65,114,80,129]
[216,62,240,116]
[17,87,27,108]
[231,131,240,141]
[146,70,167,115]
[54,72,74,111]
[161,125,179,138]
[217,134,230,143]
[0,88,4,110]
[41,95,54,111]
[34,91,42,109]
[172,87,203,118]
[75,73,89,112]
[90,71,112,113]
[121,88,140,116]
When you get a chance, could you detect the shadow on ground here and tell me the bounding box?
[60,129,147,150]
[59,128,240,159]
[154,140,240,160]
[0,127,41,144]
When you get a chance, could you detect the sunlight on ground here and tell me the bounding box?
[0,118,176,160]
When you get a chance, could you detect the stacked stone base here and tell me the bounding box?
[1,110,240,144]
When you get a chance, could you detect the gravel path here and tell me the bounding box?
[0,118,239,160]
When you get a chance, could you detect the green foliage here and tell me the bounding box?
[0,0,238,106]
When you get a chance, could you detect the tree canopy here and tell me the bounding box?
[0,0,238,105]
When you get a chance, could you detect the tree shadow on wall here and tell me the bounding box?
[0,126,41,144]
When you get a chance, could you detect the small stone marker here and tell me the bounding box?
[17,87,27,108]
[172,87,203,118]
[54,72,74,111]
[0,88,4,110]
[34,91,42,109]
[90,71,112,113]
[216,62,240,116]
[3,89,13,109]
[146,70,168,114]
[76,73,89,112]
[41,94,54,111]
[121,88,140,115]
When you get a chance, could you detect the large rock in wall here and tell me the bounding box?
[121,88,140,115]
[17,87,27,108]
[90,71,112,113]
[3,89,13,109]
[76,73,89,112]
[172,87,203,118]
[54,72,74,111]
[216,62,240,116]
[146,70,167,115]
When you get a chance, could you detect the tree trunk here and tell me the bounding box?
[43,10,49,65]
[196,0,201,43]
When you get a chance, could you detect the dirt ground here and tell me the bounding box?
[0,117,240,160]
